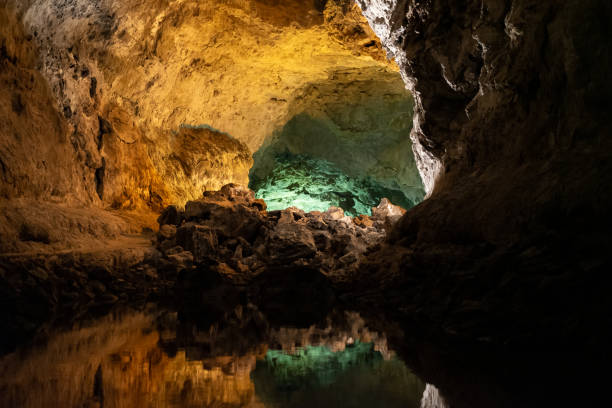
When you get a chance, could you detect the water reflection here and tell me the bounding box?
[0,308,428,408]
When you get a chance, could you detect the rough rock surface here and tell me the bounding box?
[155,184,405,285]
[0,0,422,255]
[250,67,425,201]
[2,0,400,212]
[0,235,171,351]
[351,1,612,405]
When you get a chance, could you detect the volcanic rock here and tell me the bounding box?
[156,184,406,284]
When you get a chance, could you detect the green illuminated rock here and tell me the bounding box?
[250,152,421,216]
[251,342,426,408]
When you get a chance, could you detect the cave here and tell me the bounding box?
[248,70,425,215]
[1,1,611,407]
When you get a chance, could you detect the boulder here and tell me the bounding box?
[157,205,184,226]
[159,224,177,239]
[371,198,406,231]
[156,184,404,284]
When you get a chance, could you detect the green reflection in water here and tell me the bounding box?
[251,342,425,408]
[249,153,416,217]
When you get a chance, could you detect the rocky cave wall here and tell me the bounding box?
[1,0,419,252]
[250,66,425,205]
[352,0,612,383]
[7,0,395,208]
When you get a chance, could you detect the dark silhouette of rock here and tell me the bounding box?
[156,184,404,285]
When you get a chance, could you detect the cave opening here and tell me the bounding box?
[248,73,426,216]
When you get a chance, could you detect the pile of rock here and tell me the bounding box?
[156,184,406,283]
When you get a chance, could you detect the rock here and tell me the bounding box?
[184,200,215,220]
[156,184,395,283]
[29,267,49,281]
[371,198,405,220]
[184,190,264,242]
[353,214,374,228]
[19,222,50,244]
[157,205,184,226]
[89,266,112,282]
[88,280,106,292]
[159,224,177,239]
[159,238,177,254]
[267,209,317,262]
[323,206,345,221]
[313,230,332,251]
[371,198,405,231]
[164,245,184,256]
[251,198,267,211]
[167,251,194,270]
[98,293,119,305]
[219,183,254,201]
[192,228,218,262]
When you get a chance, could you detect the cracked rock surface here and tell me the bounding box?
[156,184,405,285]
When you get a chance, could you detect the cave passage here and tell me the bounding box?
[249,151,416,216]
[249,86,426,216]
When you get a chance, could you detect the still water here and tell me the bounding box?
[0,308,437,408]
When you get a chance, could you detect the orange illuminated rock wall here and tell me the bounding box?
[1,0,405,252]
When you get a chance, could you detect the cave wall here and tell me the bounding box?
[353,0,612,363]
[351,3,612,406]
[1,0,406,252]
[358,0,612,195]
[4,0,394,211]
[250,66,425,203]
[0,5,95,204]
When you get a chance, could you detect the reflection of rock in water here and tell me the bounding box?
[251,342,425,408]
[420,384,448,408]
[0,308,422,408]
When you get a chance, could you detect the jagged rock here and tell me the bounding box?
[266,208,317,263]
[371,197,406,231]
[185,184,265,242]
[156,184,405,284]
[166,251,193,270]
[192,228,218,263]
[324,206,346,221]
[158,224,177,240]
[353,214,374,228]
[157,205,184,227]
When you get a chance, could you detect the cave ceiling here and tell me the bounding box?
[3,0,405,209]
